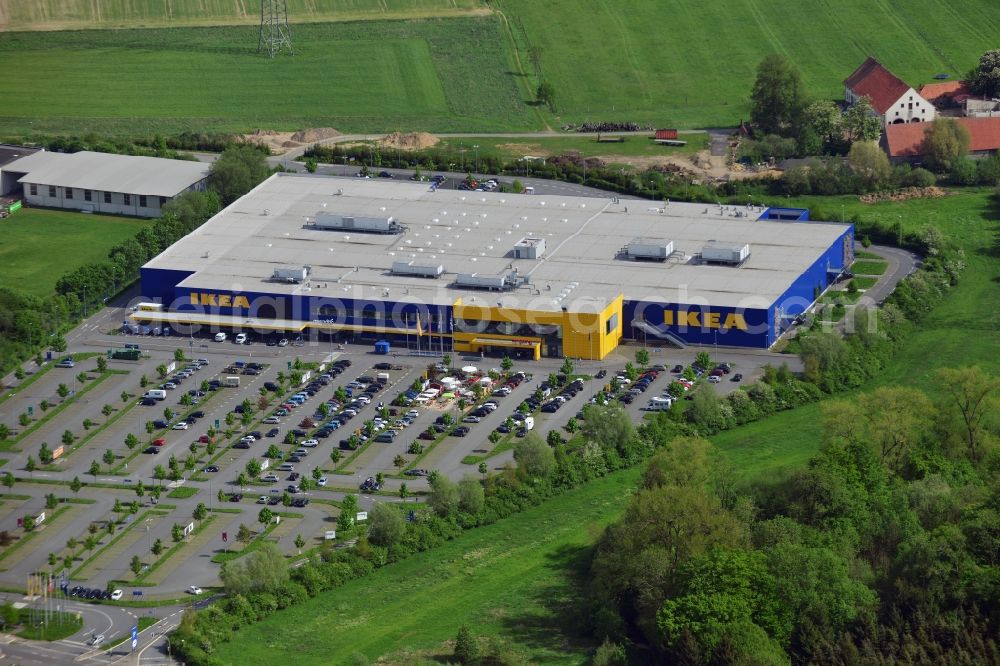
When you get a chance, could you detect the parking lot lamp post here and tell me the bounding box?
[473,145,479,178]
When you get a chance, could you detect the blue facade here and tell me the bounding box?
[622,300,773,348]
[771,224,855,334]
[140,267,194,305]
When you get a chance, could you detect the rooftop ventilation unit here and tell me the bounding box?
[701,241,750,265]
[271,266,311,283]
[391,261,445,279]
[312,212,406,234]
[454,269,526,292]
[512,236,546,259]
[625,237,674,262]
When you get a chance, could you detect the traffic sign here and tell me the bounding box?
[222,531,228,543]
[131,624,138,650]
[214,419,220,429]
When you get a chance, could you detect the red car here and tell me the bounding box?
[152,438,166,447]
[197,435,213,444]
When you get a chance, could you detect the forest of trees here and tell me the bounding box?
[589,371,1000,663]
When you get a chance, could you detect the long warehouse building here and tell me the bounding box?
[135,174,853,360]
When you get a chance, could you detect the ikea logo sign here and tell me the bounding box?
[189,293,250,309]
[663,310,748,331]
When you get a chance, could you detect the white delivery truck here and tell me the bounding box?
[376,372,390,384]
[143,389,167,401]
[223,376,240,388]
[523,416,535,431]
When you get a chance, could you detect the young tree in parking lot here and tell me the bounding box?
[173,348,185,362]
[69,476,81,494]
[145,421,155,435]
[236,523,253,547]
[134,480,144,497]
[338,494,359,532]
[129,500,140,514]
[18,412,30,428]
[225,412,235,427]
[153,465,167,485]
[0,424,8,441]
[139,375,149,389]
[102,449,115,466]
[83,418,94,431]
[257,507,273,526]
[330,449,342,465]
[200,380,209,393]
[547,430,563,447]
[163,407,174,422]
[130,555,143,576]
[76,372,87,386]
[206,441,217,456]
[156,364,168,379]
[152,538,164,556]
[478,462,488,481]
[334,386,348,403]
[282,492,292,507]
[85,459,99,479]
[45,493,58,510]
[443,353,452,369]
[39,400,50,412]
[501,355,513,374]
[217,489,226,504]
[172,523,184,542]
[168,466,182,482]
[245,458,262,478]
[57,383,70,400]
[560,358,574,376]
[312,467,322,481]
[635,348,650,368]
[63,430,75,447]
[180,393,193,407]
[121,390,130,404]
[399,483,408,500]
[236,472,249,489]
[0,473,11,490]
[14,367,25,381]
[84,534,97,553]
[283,431,296,446]
[39,442,53,465]
[96,356,107,373]
[294,534,306,553]
[393,454,407,472]
[193,503,208,521]
[695,351,713,370]
[125,433,139,450]
[266,444,282,459]
[299,478,313,492]
[150,486,162,502]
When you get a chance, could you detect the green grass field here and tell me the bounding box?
[0,208,150,297]
[0,19,536,136]
[497,0,1000,128]
[213,468,640,664]
[2,1,997,135]
[0,0,487,31]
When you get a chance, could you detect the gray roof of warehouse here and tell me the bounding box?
[144,174,851,311]
[14,151,209,197]
[0,144,40,169]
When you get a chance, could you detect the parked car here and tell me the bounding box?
[188,586,203,595]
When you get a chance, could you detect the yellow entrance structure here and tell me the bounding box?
[451,295,623,361]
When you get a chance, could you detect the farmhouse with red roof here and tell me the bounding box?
[883,117,1000,162]
[844,57,936,127]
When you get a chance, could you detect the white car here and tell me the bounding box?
[234,333,247,344]
[89,633,105,646]
[406,410,420,419]
[301,439,318,447]
[278,339,289,347]
[110,589,123,601]
[263,416,280,424]
[188,585,203,595]
[708,375,721,383]
[317,476,328,487]
[214,332,226,342]
[172,422,189,430]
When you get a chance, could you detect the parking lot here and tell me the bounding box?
[0,299,796,600]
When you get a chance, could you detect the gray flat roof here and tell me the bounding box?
[0,144,40,169]
[14,151,209,197]
[144,174,850,311]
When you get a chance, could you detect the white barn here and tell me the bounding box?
[844,57,936,128]
[6,151,210,218]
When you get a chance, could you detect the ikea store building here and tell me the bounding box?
[135,174,854,360]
